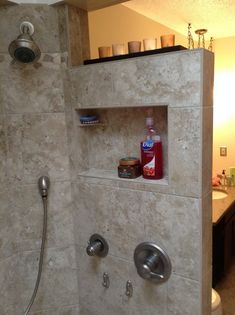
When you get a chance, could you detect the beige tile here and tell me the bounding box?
[1,57,65,114]
[19,246,78,312]
[201,267,212,315]
[168,107,201,197]
[73,182,115,247]
[31,305,80,315]
[0,115,7,183]
[201,192,212,273]
[70,64,114,108]
[202,106,213,196]
[72,50,202,109]
[76,246,167,315]
[6,113,70,183]
[0,186,17,260]
[143,191,200,280]
[0,254,23,311]
[202,50,214,108]
[56,5,69,54]
[108,187,146,260]
[167,274,200,315]
[112,51,201,108]
[0,180,75,261]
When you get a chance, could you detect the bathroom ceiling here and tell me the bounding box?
[0,0,15,4]
[5,0,129,10]
[62,0,129,10]
[3,0,235,39]
[123,0,235,39]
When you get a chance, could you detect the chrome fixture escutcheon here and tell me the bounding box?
[86,234,109,257]
[125,280,133,297]
[102,272,110,288]
[134,242,171,284]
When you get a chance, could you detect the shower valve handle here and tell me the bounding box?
[134,242,171,284]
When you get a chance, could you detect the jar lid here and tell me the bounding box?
[119,157,140,166]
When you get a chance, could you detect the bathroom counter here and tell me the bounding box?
[213,186,235,286]
[213,186,235,225]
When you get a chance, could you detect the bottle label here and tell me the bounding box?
[141,140,163,179]
[143,156,155,176]
[142,140,154,151]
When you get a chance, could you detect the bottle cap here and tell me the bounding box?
[152,135,161,141]
[119,157,140,166]
[146,117,154,126]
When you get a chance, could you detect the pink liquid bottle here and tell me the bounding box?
[140,115,163,180]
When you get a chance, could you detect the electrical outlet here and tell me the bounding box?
[220,146,227,157]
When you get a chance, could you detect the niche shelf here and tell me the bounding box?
[78,123,106,128]
[78,168,168,185]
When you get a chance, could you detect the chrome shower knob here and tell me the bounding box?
[86,239,103,256]
[134,242,171,284]
[86,234,109,258]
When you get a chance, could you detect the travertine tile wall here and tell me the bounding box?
[0,4,214,315]
[0,4,80,315]
[70,49,214,315]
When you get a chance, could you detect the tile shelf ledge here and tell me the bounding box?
[78,123,106,127]
[75,105,168,110]
[83,45,187,65]
[77,168,168,186]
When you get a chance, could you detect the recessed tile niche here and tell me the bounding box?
[76,106,168,186]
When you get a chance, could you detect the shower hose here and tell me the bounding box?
[23,196,48,315]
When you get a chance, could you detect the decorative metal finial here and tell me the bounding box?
[195,28,208,48]
[187,23,194,49]
[208,37,214,52]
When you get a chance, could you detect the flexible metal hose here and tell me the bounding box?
[23,196,48,315]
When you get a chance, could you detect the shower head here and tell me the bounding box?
[8,21,41,64]
[38,176,50,198]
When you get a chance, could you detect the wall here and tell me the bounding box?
[88,3,235,179]
[69,49,214,314]
[88,4,188,59]
[213,36,235,176]
[0,4,80,314]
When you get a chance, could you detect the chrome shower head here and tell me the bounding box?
[38,176,50,198]
[8,21,41,64]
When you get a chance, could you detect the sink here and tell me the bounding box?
[212,189,228,200]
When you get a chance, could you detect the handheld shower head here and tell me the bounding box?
[38,176,50,198]
[8,21,41,64]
